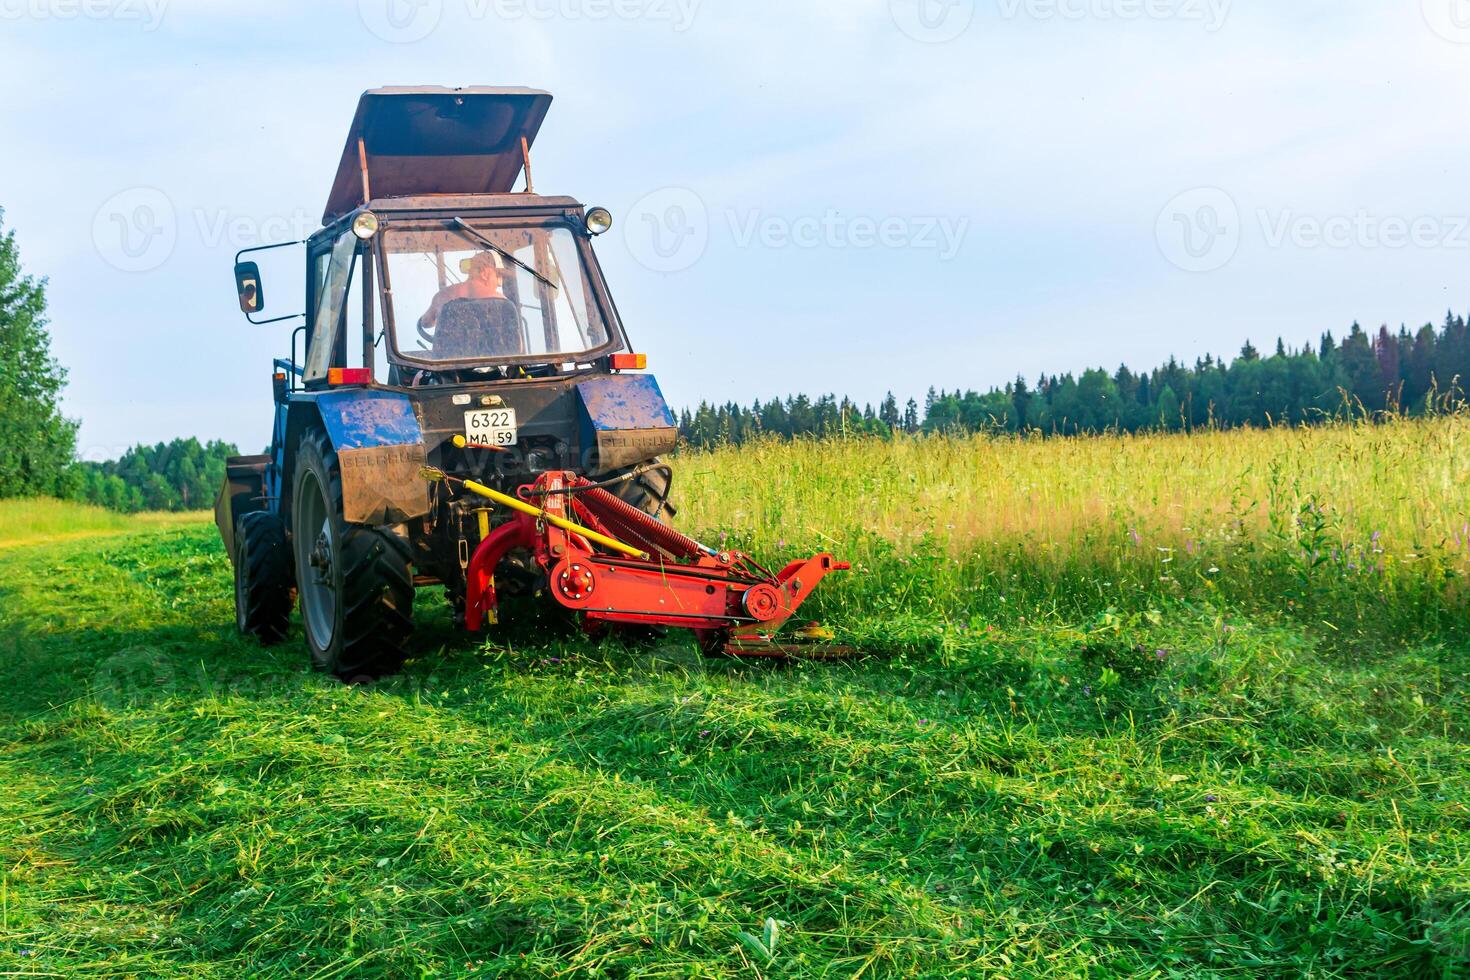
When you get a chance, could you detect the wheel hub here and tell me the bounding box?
[309,531,334,583]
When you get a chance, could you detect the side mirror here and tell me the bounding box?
[234,261,263,315]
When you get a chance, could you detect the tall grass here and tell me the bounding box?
[0,498,204,547]
[0,497,135,544]
[674,415,1470,643]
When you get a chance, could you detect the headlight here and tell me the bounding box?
[585,207,613,236]
[351,210,380,240]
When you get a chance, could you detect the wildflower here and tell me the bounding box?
[699,729,711,737]
[1129,528,1141,546]
[918,719,930,727]
[1155,649,1168,661]
[1208,566,1220,574]
[1082,685,1092,695]
[1205,794,1218,803]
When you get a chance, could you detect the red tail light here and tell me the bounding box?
[609,353,646,370]
[327,367,372,386]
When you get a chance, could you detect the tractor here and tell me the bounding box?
[215,87,848,680]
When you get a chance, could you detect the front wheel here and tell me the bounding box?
[292,430,415,681]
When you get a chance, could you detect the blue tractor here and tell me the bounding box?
[217,87,848,680]
[215,87,683,679]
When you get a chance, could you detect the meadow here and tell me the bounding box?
[1,418,1468,977]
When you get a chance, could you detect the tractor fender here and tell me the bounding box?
[284,390,431,526]
[575,374,679,473]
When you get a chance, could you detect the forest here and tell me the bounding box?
[678,317,1467,447]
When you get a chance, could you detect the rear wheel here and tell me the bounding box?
[233,511,293,644]
[609,461,676,519]
[292,429,415,681]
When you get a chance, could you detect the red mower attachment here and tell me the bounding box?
[424,466,851,658]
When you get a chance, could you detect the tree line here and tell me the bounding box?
[69,439,238,513]
[680,317,1470,447]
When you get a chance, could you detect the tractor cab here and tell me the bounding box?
[240,87,627,387]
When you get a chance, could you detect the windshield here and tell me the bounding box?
[381,220,614,366]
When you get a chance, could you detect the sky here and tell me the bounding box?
[4,0,1470,458]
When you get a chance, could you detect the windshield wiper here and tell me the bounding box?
[448,218,557,291]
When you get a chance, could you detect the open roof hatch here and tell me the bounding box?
[323,86,553,225]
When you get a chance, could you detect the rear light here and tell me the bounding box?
[327,367,372,386]
[609,353,646,370]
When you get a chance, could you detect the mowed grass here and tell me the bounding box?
[0,420,1468,977]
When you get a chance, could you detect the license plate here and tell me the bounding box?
[463,407,518,447]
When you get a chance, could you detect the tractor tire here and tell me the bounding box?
[609,461,677,520]
[233,511,293,645]
[292,429,415,681]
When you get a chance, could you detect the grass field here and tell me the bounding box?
[1,419,1468,977]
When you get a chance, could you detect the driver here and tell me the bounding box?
[418,252,509,332]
